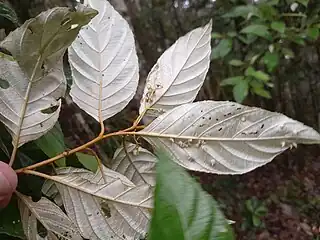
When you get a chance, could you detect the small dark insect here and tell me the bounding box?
[218,127,222,131]
[261,124,265,129]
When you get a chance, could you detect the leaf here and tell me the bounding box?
[16,192,82,240]
[228,59,244,66]
[35,123,66,167]
[112,143,156,186]
[271,21,286,33]
[0,1,20,27]
[263,52,279,72]
[233,80,249,103]
[253,87,272,99]
[68,0,139,122]
[51,166,153,239]
[211,39,232,60]
[148,151,234,240]
[0,6,96,148]
[241,24,271,40]
[140,101,320,174]
[223,5,259,18]
[245,67,270,82]
[211,32,223,38]
[306,27,319,40]
[220,76,244,86]
[76,152,98,172]
[0,197,24,239]
[282,48,295,59]
[139,20,212,119]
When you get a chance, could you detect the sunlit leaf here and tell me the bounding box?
[271,21,286,34]
[51,166,153,240]
[241,24,271,40]
[139,20,212,121]
[0,6,96,147]
[220,76,244,86]
[68,0,139,122]
[140,101,320,174]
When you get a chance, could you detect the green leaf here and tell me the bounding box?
[271,21,286,33]
[228,59,244,66]
[240,24,271,40]
[233,80,249,103]
[0,2,20,27]
[0,197,24,239]
[148,152,234,240]
[282,48,295,59]
[252,87,272,99]
[223,5,258,18]
[220,76,244,86]
[245,67,270,82]
[306,27,319,40]
[211,32,223,39]
[35,123,66,167]
[76,152,98,172]
[252,216,262,227]
[263,52,279,72]
[211,39,233,60]
[296,0,309,7]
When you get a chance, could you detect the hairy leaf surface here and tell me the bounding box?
[141,101,320,174]
[139,20,212,119]
[50,166,152,240]
[148,152,234,240]
[0,6,96,147]
[68,0,139,122]
[17,192,82,240]
[112,143,156,186]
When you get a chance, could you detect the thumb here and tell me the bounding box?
[0,161,18,208]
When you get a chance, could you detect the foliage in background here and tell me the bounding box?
[211,0,320,103]
[0,0,319,240]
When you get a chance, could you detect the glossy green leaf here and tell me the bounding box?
[233,79,249,103]
[263,52,279,72]
[241,24,271,40]
[35,123,66,167]
[252,87,272,99]
[271,21,286,33]
[220,76,244,86]
[76,152,98,172]
[148,152,234,240]
[211,39,233,60]
[252,216,262,227]
[228,59,244,66]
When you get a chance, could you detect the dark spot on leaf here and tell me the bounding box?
[216,118,219,121]
[27,25,33,34]
[202,117,205,120]
[0,79,10,89]
[0,47,12,56]
[218,128,222,131]
[241,132,246,135]
[123,235,126,239]
[236,107,241,110]
[200,110,203,113]
[41,104,59,114]
[209,117,212,120]
[227,112,232,116]
[199,124,205,127]
[40,123,43,127]
[261,124,264,129]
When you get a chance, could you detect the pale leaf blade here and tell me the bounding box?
[68,0,139,122]
[141,101,320,174]
[0,6,96,147]
[112,143,157,186]
[16,192,82,240]
[139,20,212,118]
[51,167,152,240]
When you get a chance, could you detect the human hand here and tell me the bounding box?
[0,161,18,208]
